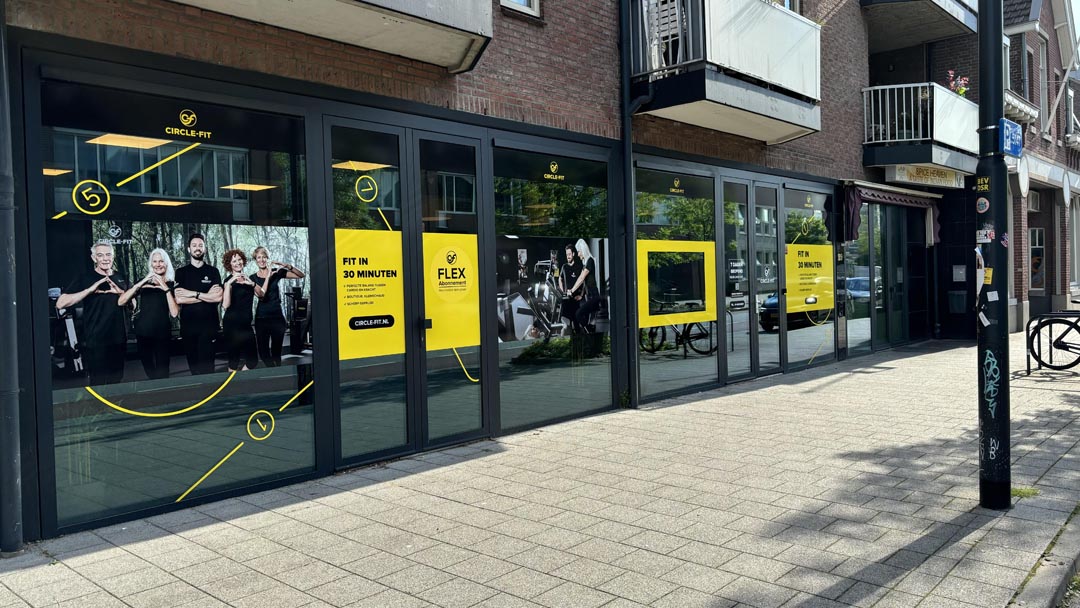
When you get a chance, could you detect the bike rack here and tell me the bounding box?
[1026,308,1080,374]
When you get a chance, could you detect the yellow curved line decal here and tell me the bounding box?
[85,371,237,418]
[452,347,480,383]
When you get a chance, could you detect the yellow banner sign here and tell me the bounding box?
[637,239,716,328]
[424,233,480,351]
[785,243,834,313]
[335,229,405,360]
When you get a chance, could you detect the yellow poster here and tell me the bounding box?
[637,239,716,327]
[335,229,405,360]
[785,243,834,313]
[424,232,480,351]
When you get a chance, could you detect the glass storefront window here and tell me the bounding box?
[783,189,835,368]
[635,169,717,398]
[42,81,314,527]
[494,149,610,430]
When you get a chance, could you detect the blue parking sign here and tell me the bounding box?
[999,118,1023,157]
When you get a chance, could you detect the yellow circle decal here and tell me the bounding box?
[247,410,275,441]
[355,175,379,204]
[71,180,111,216]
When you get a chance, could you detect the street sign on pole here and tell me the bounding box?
[999,118,1023,157]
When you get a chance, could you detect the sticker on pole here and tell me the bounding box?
[976,197,990,213]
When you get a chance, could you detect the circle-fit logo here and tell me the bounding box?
[673,178,680,188]
[446,250,458,265]
[179,110,197,127]
[108,224,122,238]
[549,162,558,174]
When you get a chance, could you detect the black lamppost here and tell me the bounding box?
[975,0,1011,510]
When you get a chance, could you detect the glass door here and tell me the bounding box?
[885,205,908,346]
[753,185,782,375]
[329,121,413,463]
[723,181,752,380]
[413,133,486,444]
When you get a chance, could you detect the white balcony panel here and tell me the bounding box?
[170,0,491,73]
[932,86,979,154]
[703,0,821,101]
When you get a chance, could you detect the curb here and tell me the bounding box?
[1012,512,1080,608]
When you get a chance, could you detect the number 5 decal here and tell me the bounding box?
[70,180,111,215]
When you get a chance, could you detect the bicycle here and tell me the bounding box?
[1027,312,1080,371]
[639,321,717,356]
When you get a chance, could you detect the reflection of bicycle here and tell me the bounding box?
[1027,311,1080,371]
[639,322,716,356]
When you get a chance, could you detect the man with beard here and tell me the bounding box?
[173,233,223,375]
[55,241,131,385]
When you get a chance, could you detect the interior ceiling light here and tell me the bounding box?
[86,134,171,149]
[142,200,191,207]
[221,183,278,191]
[524,203,555,209]
[332,161,393,171]
[42,168,72,176]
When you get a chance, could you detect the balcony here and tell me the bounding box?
[862,0,976,54]
[863,83,979,175]
[630,0,821,145]
[169,0,491,73]
[1005,90,1039,125]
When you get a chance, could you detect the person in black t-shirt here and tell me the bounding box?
[559,243,584,334]
[118,248,178,380]
[568,239,602,333]
[251,246,306,367]
[221,248,258,371]
[173,234,223,375]
[55,241,131,385]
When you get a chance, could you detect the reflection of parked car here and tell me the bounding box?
[758,293,831,332]
[846,277,871,302]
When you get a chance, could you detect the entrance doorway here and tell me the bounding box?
[847,202,929,354]
[723,179,782,379]
[328,121,488,465]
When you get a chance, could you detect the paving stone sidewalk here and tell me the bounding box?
[2,334,1079,608]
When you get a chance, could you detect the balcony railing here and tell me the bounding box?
[862,83,978,155]
[632,0,821,101]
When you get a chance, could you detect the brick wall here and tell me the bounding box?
[632,0,873,181]
[928,35,979,104]
[1013,193,1029,302]
[5,0,622,139]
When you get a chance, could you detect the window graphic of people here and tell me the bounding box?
[221,249,258,372]
[118,248,178,380]
[568,239,601,333]
[55,241,131,385]
[173,234,223,375]
[251,246,305,366]
[559,243,584,333]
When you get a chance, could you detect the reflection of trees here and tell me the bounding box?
[784,213,829,245]
[495,178,606,238]
[334,169,385,230]
[93,222,310,295]
[636,194,714,268]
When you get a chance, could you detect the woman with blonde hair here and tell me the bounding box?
[567,239,601,332]
[118,248,178,379]
[250,246,305,366]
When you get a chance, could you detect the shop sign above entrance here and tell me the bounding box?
[885,165,964,189]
